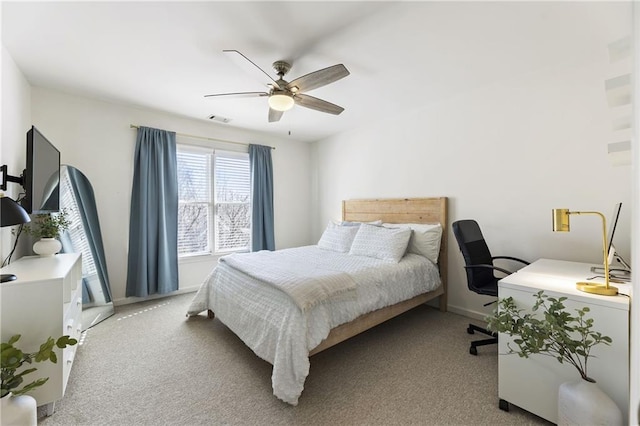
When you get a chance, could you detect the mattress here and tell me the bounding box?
[187,245,441,405]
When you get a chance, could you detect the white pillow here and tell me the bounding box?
[349,223,412,262]
[384,223,442,263]
[317,222,359,253]
[339,220,383,227]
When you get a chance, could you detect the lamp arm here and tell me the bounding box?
[567,211,610,289]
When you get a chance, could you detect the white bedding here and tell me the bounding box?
[219,249,358,311]
[187,245,441,405]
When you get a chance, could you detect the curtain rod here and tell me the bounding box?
[129,125,275,150]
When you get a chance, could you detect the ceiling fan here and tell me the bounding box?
[205,50,350,123]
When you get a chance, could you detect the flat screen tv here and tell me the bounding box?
[22,126,60,213]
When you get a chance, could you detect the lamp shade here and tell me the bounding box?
[552,208,570,232]
[268,93,295,111]
[1,195,31,227]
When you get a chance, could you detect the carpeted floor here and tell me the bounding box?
[38,293,551,425]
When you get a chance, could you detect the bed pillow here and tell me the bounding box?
[349,223,412,262]
[384,223,442,263]
[339,220,383,227]
[317,222,359,253]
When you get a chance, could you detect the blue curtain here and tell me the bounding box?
[66,167,113,304]
[126,126,179,297]
[249,144,275,251]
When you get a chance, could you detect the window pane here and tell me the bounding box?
[177,151,209,202]
[216,202,250,251]
[215,152,250,252]
[178,203,210,255]
[215,155,250,203]
[177,148,212,256]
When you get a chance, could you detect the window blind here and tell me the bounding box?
[60,172,97,276]
[215,153,250,251]
[177,150,211,255]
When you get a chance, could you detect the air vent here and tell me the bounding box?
[208,115,231,123]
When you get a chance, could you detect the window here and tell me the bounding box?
[177,146,251,257]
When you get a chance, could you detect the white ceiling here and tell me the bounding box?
[1,1,630,143]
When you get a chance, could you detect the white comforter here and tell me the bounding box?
[219,249,358,311]
[187,245,441,405]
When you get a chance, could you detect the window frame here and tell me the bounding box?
[176,144,251,259]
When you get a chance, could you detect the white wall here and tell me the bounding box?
[630,3,639,424]
[1,46,31,263]
[28,88,312,303]
[311,4,632,321]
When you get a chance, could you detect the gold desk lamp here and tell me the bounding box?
[552,209,617,296]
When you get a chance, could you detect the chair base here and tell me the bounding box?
[467,323,497,355]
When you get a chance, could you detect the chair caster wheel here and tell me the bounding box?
[499,399,510,411]
[467,326,474,334]
[469,346,478,356]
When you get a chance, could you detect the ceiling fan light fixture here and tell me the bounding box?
[268,93,294,112]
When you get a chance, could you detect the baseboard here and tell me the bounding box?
[113,286,199,306]
[447,304,492,322]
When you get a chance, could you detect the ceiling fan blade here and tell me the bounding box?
[287,64,349,93]
[223,50,281,90]
[294,94,344,115]
[204,92,268,98]
[268,108,284,123]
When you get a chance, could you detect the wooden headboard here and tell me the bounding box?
[342,197,448,309]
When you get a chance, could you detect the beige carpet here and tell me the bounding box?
[38,293,551,425]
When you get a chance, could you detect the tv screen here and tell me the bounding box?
[606,202,622,258]
[22,126,60,213]
[606,202,631,272]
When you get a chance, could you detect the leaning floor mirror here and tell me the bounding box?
[59,165,114,329]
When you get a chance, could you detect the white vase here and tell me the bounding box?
[558,378,622,425]
[0,392,37,426]
[33,238,62,256]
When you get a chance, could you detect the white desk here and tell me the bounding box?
[498,259,630,424]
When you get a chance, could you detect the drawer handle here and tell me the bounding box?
[66,319,74,330]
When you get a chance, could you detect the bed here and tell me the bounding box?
[187,197,448,405]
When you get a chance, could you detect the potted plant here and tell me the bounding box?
[24,209,70,256]
[487,290,622,425]
[1,334,77,425]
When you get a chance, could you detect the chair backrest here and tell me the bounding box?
[452,219,498,296]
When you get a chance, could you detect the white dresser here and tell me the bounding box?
[0,253,82,415]
[497,258,630,424]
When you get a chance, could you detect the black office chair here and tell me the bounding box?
[452,219,530,355]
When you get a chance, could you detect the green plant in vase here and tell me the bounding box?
[487,290,622,424]
[1,334,78,397]
[24,209,71,239]
[487,290,611,380]
[23,209,70,256]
